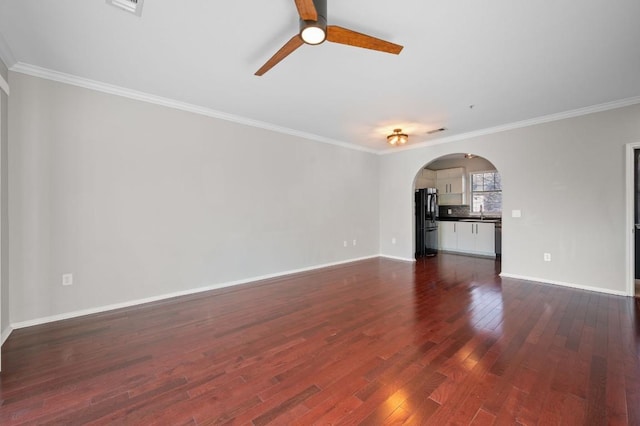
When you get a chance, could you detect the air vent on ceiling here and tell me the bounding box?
[426,127,447,135]
[106,0,144,16]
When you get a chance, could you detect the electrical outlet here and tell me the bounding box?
[62,273,73,286]
[392,237,396,245]
[352,239,357,246]
[544,253,551,262]
[448,209,452,215]
[343,241,348,248]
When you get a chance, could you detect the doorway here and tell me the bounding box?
[626,143,640,297]
[412,153,502,261]
[634,148,640,297]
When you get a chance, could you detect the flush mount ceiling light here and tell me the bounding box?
[106,0,144,16]
[387,129,408,146]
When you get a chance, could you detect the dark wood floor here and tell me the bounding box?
[1,254,639,425]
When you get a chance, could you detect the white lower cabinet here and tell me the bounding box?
[456,222,476,252]
[437,221,495,257]
[473,223,496,255]
[438,221,458,251]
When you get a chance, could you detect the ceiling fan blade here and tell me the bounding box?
[294,0,318,21]
[255,35,305,76]
[326,25,403,55]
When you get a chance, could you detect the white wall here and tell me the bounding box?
[380,104,640,294]
[8,72,380,324]
[426,156,495,173]
[7,71,640,327]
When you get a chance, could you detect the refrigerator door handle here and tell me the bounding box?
[434,194,438,220]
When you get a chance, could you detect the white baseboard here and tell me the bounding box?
[379,254,416,262]
[1,325,12,346]
[499,272,629,297]
[10,254,379,330]
[12,258,628,331]
[438,249,496,259]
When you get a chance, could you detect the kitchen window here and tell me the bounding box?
[471,171,502,213]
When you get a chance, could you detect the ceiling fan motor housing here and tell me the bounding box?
[299,0,327,44]
[255,0,402,75]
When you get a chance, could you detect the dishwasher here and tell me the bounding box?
[495,222,502,257]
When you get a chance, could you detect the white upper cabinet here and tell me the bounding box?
[448,174,464,194]
[435,167,465,205]
[415,168,436,189]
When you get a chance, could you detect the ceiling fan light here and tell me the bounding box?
[301,25,326,45]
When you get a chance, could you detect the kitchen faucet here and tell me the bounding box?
[480,205,484,220]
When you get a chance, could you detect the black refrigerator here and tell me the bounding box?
[415,188,438,258]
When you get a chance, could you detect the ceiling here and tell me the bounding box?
[1,0,639,152]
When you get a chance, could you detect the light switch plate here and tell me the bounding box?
[512,209,522,218]
[62,273,73,286]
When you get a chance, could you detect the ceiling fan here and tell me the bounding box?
[255,0,404,76]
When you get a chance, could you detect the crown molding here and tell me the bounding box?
[379,95,640,155]
[10,62,377,154]
[0,30,14,94]
[10,62,640,156]
[0,72,8,95]
[0,31,16,70]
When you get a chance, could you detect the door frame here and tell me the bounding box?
[625,142,640,297]
[0,72,8,371]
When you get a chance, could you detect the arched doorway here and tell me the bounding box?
[413,153,502,260]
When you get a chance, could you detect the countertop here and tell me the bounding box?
[438,217,502,224]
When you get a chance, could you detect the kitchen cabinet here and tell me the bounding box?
[436,168,465,205]
[415,168,436,189]
[438,221,458,251]
[448,175,464,194]
[456,222,476,252]
[437,221,495,257]
[474,223,496,254]
[457,222,495,255]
